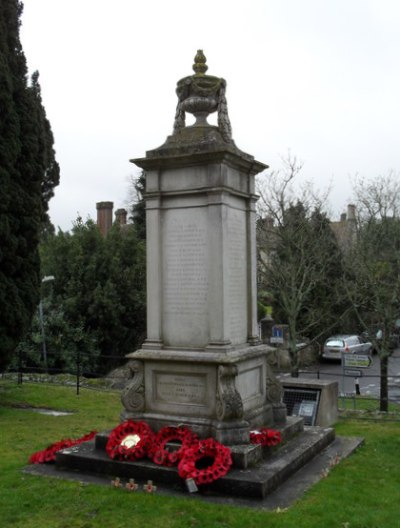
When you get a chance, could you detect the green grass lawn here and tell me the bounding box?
[1,380,400,528]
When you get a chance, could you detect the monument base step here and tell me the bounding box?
[93,416,304,469]
[55,421,335,499]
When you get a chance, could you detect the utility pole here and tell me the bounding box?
[39,275,55,372]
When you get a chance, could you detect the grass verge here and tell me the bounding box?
[1,380,399,528]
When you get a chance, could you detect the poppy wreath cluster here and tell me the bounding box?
[177,437,233,485]
[106,420,232,485]
[28,420,238,486]
[29,431,97,464]
[249,428,282,447]
[105,420,154,461]
[148,425,198,467]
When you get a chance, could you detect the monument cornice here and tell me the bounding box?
[131,148,267,176]
[144,186,260,203]
[126,343,273,364]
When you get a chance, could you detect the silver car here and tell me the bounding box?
[322,334,373,360]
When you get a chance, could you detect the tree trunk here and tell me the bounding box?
[288,334,299,377]
[380,353,389,412]
[288,321,299,378]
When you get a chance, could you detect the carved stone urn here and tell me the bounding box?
[173,50,232,142]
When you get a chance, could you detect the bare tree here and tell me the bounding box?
[126,171,146,240]
[257,155,344,376]
[344,172,400,411]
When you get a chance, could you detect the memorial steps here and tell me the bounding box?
[49,416,349,501]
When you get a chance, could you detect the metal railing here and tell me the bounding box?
[4,356,400,418]
[2,349,129,395]
[279,367,400,416]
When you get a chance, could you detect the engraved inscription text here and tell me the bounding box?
[155,373,207,405]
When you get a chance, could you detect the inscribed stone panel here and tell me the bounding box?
[155,372,207,405]
[162,208,208,347]
[236,363,264,410]
[227,207,247,344]
[145,362,216,418]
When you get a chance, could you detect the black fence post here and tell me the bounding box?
[17,347,23,385]
[76,349,81,396]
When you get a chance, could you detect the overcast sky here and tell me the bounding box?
[20,0,400,231]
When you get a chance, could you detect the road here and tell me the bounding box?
[297,348,400,402]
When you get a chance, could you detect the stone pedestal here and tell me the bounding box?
[122,346,285,445]
[122,51,286,444]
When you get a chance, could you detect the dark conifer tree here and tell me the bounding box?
[0,0,59,370]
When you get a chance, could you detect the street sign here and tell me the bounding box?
[270,326,284,344]
[344,368,363,377]
[342,354,372,369]
[270,337,284,343]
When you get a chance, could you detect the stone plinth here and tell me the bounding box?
[279,377,338,427]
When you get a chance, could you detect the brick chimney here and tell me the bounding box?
[96,201,113,236]
[115,208,128,226]
[347,204,356,221]
[265,216,274,229]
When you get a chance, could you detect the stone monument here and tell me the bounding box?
[41,53,353,502]
[122,51,286,445]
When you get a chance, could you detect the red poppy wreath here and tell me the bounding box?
[29,431,97,464]
[149,425,198,467]
[250,428,282,447]
[106,420,154,461]
[178,437,232,485]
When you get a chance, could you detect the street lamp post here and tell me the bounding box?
[39,275,55,372]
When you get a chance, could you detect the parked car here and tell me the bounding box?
[322,334,373,361]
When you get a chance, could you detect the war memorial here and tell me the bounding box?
[45,51,361,504]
